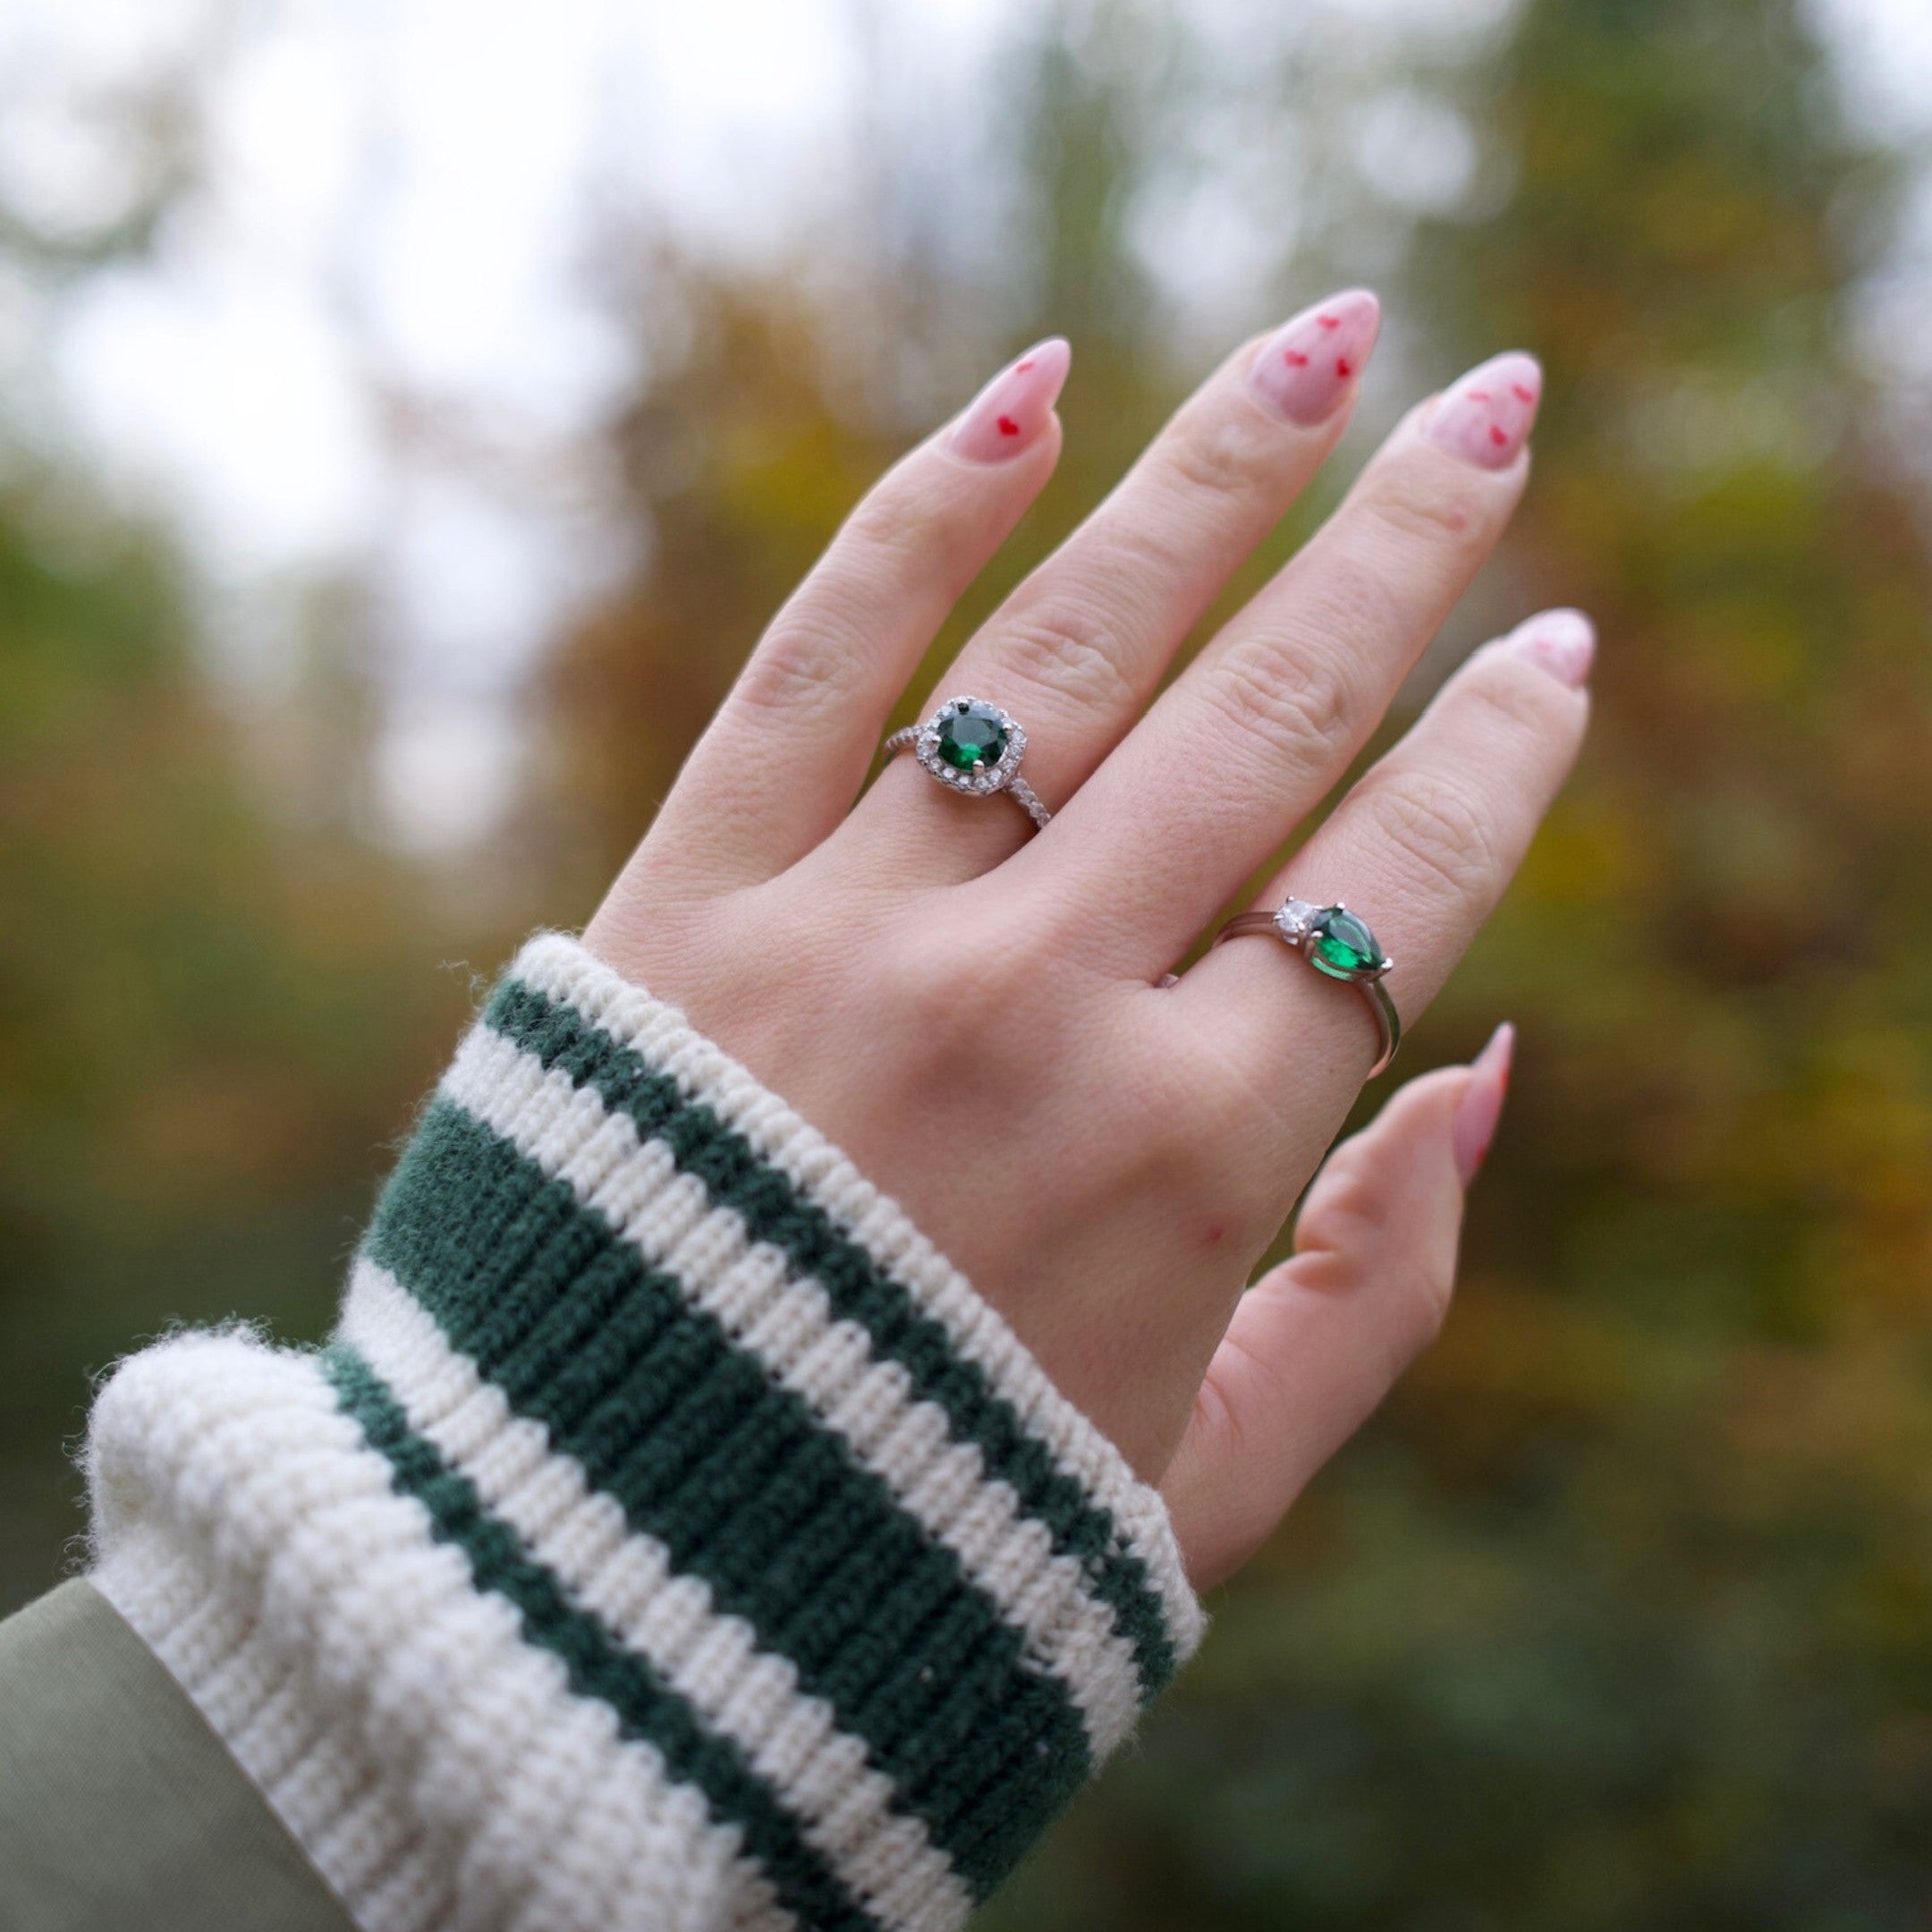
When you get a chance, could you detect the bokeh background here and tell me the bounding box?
[7,0,1932,1922]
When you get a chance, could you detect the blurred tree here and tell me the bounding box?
[0,43,520,1613]
[0,481,487,1612]
[981,2,1932,1928]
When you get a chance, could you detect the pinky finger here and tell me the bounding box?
[1161,1025,1513,1591]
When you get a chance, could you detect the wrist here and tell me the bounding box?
[88,931,1204,1932]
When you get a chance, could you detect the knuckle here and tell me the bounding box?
[1302,1143,1386,1251]
[1208,641,1361,767]
[1365,774,1503,904]
[737,462,963,719]
[1285,545,1415,670]
[733,611,863,716]
[1307,1150,1453,1352]
[1154,411,1276,504]
[1147,1038,1292,1241]
[886,917,1037,1038]
[842,471,933,572]
[1461,643,1575,737]
[1359,455,1487,552]
[1394,1254,1457,1355]
[993,592,1140,711]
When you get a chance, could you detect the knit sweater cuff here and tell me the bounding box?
[87,932,1205,1932]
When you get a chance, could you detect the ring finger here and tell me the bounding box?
[1181,607,1594,1091]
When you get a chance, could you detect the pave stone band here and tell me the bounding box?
[1216,897,1402,1076]
[883,696,1052,831]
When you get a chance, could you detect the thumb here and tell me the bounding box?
[1162,1024,1514,1591]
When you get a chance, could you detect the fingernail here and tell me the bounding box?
[1452,1022,1515,1184]
[950,338,1072,463]
[1426,351,1542,470]
[1247,289,1382,426]
[1508,607,1596,688]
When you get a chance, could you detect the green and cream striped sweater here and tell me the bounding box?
[82,934,1206,1932]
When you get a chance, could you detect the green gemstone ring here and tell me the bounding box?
[882,696,1051,831]
[1215,897,1402,1075]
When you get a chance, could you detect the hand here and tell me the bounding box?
[582,292,1589,1572]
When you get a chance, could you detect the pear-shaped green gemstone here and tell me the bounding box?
[935,699,1009,772]
[1308,906,1385,980]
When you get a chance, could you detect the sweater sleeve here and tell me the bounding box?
[80,932,1206,1932]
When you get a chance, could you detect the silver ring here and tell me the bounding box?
[882,696,1051,831]
[1215,896,1402,1076]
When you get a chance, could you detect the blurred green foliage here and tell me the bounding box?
[4,0,1932,1924]
[983,4,1932,1926]
[0,487,492,1606]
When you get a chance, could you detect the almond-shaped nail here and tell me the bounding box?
[951,338,1072,463]
[1508,607,1596,688]
[1452,1022,1515,1184]
[1426,352,1542,470]
[1247,289,1382,426]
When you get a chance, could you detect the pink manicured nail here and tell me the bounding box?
[1452,1022,1515,1184]
[1426,352,1542,469]
[950,338,1072,463]
[1247,289,1382,426]
[1509,607,1596,688]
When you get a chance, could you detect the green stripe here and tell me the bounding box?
[319,1345,885,1932]
[485,976,1178,1699]
[364,1100,1088,1894]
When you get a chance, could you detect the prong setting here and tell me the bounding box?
[911,697,1028,799]
[1215,892,1402,1076]
[1275,900,1392,984]
[881,695,1051,830]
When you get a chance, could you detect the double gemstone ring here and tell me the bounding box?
[1215,898,1402,1075]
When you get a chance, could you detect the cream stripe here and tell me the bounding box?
[513,932,1207,1666]
[87,1331,790,1932]
[95,1522,451,1925]
[440,1021,1146,1756]
[340,1258,974,1932]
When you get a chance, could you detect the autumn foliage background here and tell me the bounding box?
[7,0,1932,1923]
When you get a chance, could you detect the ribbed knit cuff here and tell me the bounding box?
[87,933,1204,1932]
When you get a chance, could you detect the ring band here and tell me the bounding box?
[1215,897,1402,1076]
[883,696,1051,830]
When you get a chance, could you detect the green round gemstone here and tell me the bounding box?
[934,699,1009,773]
[1308,906,1385,980]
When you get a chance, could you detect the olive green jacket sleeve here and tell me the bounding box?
[0,1580,352,1932]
